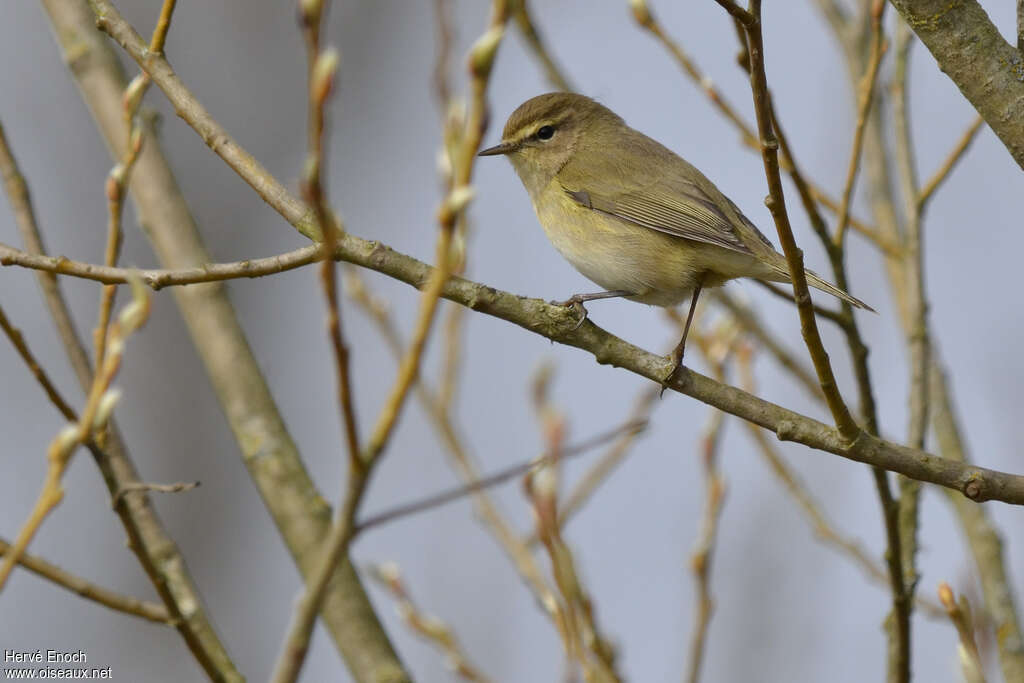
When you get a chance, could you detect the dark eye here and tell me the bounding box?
[536,125,555,140]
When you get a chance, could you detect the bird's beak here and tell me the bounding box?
[477,141,516,157]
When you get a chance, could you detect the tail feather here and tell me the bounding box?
[803,268,876,312]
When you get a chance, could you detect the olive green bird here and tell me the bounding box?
[479,92,872,378]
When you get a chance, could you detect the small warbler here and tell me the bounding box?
[479,92,872,378]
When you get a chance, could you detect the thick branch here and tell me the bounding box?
[888,0,1024,169]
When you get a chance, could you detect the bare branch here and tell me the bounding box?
[834,0,887,247]
[887,0,1024,169]
[354,419,647,536]
[0,277,151,592]
[0,241,320,289]
[721,0,862,441]
[368,564,492,682]
[111,480,200,507]
[512,0,573,91]
[938,583,987,683]
[0,537,172,625]
[918,116,984,209]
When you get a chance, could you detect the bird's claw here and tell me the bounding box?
[552,297,589,331]
[659,352,684,398]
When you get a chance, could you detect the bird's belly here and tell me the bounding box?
[534,197,711,306]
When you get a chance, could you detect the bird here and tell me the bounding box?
[478,92,872,381]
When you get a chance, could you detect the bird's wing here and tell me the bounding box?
[558,135,776,256]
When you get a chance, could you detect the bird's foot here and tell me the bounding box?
[659,347,686,397]
[552,295,590,331]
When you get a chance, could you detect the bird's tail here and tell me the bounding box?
[763,259,875,312]
[802,268,876,312]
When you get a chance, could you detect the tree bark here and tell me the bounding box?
[889,0,1024,169]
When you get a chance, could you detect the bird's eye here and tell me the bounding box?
[536,125,555,140]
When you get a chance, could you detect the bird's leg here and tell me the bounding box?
[552,290,632,331]
[662,281,703,391]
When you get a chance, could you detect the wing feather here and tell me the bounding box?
[558,129,776,255]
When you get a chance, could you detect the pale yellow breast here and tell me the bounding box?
[530,182,757,306]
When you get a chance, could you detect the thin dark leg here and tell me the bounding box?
[553,290,633,330]
[663,282,703,387]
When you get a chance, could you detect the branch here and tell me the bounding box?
[887,0,1024,169]
[0,537,172,625]
[938,583,987,683]
[834,0,887,247]
[0,277,151,593]
[630,0,893,255]
[328,228,1024,502]
[736,349,943,619]
[368,564,492,682]
[724,0,861,441]
[353,419,647,536]
[712,0,755,26]
[0,241,320,288]
[918,116,984,208]
[0,301,77,422]
[891,21,926,679]
[345,269,560,619]
[511,0,573,91]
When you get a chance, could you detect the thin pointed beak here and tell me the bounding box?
[477,141,516,157]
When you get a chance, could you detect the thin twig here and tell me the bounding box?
[630,0,891,254]
[272,5,509,682]
[270,4,357,680]
[939,583,987,683]
[512,0,573,91]
[553,387,659,531]
[363,3,509,464]
[93,0,176,370]
[734,348,943,619]
[93,117,142,371]
[111,480,200,507]
[0,537,173,624]
[0,302,77,421]
[754,281,846,326]
[834,0,888,247]
[368,564,492,682]
[526,440,620,682]
[710,290,822,401]
[712,0,755,26]
[0,241,319,289]
[354,419,647,536]
[345,269,559,617]
[727,16,911,678]
[918,116,984,209]
[0,277,150,592]
[686,326,735,683]
[892,19,927,648]
[720,0,860,441]
[432,2,469,420]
